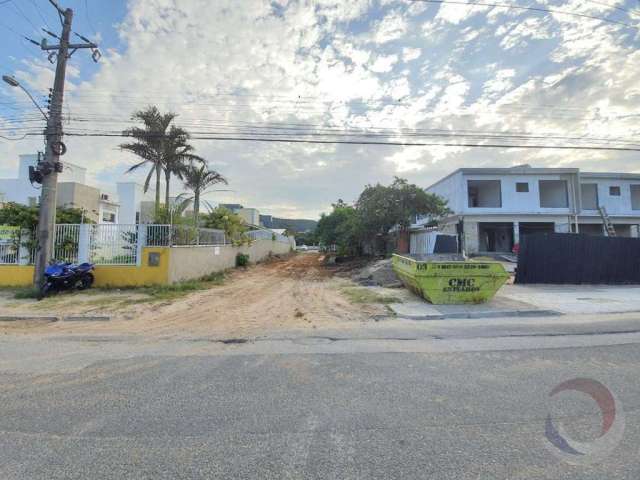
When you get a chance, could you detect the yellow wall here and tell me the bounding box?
[0,247,170,288]
[93,247,169,286]
[0,265,34,286]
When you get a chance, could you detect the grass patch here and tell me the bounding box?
[133,271,227,302]
[13,287,40,299]
[341,287,402,305]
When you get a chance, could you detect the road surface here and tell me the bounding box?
[1,313,640,479]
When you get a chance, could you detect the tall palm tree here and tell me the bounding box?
[159,125,203,211]
[180,163,228,225]
[119,106,176,218]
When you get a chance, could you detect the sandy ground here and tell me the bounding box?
[0,253,388,338]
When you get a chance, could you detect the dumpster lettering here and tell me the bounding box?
[443,278,481,293]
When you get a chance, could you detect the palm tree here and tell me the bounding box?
[159,125,203,212]
[180,163,228,225]
[120,106,176,218]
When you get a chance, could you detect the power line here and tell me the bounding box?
[584,0,639,16]
[83,0,97,34]
[28,0,53,30]
[407,0,638,28]
[3,129,636,152]
[9,0,40,32]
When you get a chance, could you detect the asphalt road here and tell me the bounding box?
[1,315,640,479]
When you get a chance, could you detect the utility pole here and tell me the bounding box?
[32,0,99,289]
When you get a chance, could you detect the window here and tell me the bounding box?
[516,182,529,193]
[102,212,116,223]
[609,186,621,196]
[467,180,502,208]
[631,185,640,210]
[581,184,598,210]
[539,180,568,208]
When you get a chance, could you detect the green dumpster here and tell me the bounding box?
[392,254,509,304]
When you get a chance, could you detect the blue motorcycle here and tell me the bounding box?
[40,261,95,299]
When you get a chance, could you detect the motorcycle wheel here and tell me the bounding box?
[78,273,94,290]
[38,282,53,300]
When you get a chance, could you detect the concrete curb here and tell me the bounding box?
[396,309,562,321]
[0,315,59,322]
[0,315,111,322]
[62,315,111,322]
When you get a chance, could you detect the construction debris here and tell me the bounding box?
[351,258,403,288]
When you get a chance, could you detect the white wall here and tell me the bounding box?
[238,208,260,226]
[117,182,153,224]
[0,155,41,205]
[168,238,292,283]
[427,171,464,213]
[0,155,90,207]
[584,178,640,216]
[429,172,579,215]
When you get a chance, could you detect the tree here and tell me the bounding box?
[0,203,94,258]
[356,177,450,248]
[160,126,204,211]
[316,179,450,256]
[179,162,228,225]
[0,202,92,230]
[315,200,361,255]
[202,207,247,240]
[120,106,172,219]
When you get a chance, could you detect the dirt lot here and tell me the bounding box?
[0,253,394,338]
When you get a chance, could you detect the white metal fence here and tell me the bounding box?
[0,226,19,264]
[89,224,139,265]
[53,224,81,263]
[246,229,291,244]
[0,223,289,265]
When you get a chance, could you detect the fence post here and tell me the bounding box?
[18,229,31,265]
[77,224,91,263]
[136,224,146,267]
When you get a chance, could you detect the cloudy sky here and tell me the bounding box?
[1,0,639,219]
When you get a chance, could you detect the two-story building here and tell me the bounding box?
[421,165,640,254]
[0,154,121,224]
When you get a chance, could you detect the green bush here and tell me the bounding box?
[236,253,249,267]
[13,287,40,299]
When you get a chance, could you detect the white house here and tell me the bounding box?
[421,165,640,254]
[0,154,121,224]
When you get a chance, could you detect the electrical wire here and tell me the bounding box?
[44,131,640,151]
[407,0,639,28]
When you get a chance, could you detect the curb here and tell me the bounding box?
[0,315,111,322]
[0,315,59,322]
[62,315,111,322]
[395,309,562,321]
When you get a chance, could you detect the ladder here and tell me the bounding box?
[598,206,616,237]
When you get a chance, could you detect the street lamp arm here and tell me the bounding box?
[2,75,49,121]
[17,84,49,121]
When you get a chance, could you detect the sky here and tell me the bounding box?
[0,0,639,220]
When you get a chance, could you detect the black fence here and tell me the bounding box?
[516,233,640,284]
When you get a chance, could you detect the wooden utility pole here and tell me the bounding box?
[33,1,99,288]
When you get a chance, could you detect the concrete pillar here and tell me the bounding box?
[463,221,479,254]
[18,229,32,265]
[77,224,91,263]
[136,224,146,267]
[554,221,570,233]
[513,221,520,245]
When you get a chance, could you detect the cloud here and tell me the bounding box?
[402,47,422,62]
[1,0,639,220]
[372,10,408,43]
